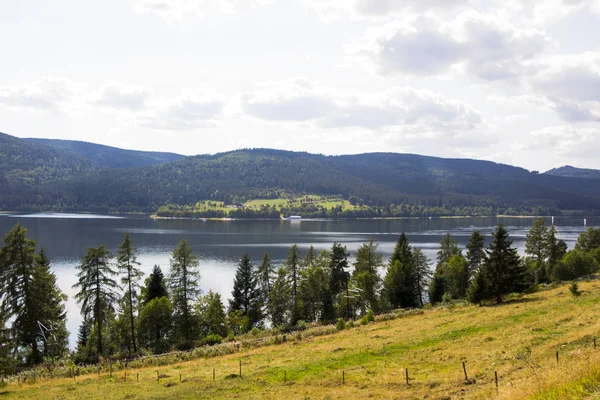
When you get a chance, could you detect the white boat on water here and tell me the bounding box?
[286,215,302,221]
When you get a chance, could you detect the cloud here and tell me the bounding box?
[349,11,550,80]
[95,84,150,111]
[527,126,600,159]
[134,0,273,21]
[306,0,471,22]
[0,78,84,112]
[530,53,600,122]
[138,92,225,131]
[241,79,484,140]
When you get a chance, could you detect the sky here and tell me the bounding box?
[1,0,600,172]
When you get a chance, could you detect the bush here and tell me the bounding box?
[336,318,346,331]
[366,309,375,323]
[200,334,223,346]
[569,282,582,298]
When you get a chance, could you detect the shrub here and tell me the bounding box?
[336,318,346,331]
[569,282,582,298]
[201,334,223,346]
[366,309,375,323]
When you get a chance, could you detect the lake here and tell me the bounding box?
[0,214,595,347]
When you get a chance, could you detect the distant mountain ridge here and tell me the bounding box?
[25,138,184,169]
[544,165,600,179]
[2,132,600,216]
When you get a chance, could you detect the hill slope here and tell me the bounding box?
[5,281,600,399]
[3,132,600,215]
[26,138,184,169]
[545,165,600,179]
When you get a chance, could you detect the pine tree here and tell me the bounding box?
[304,246,317,268]
[525,218,549,284]
[353,240,383,314]
[30,249,69,361]
[466,231,486,276]
[437,232,461,267]
[73,245,119,359]
[169,240,200,341]
[412,248,432,307]
[116,233,142,353]
[229,253,262,330]
[384,234,419,309]
[0,224,39,363]
[484,225,528,303]
[269,267,291,326]
[299,252,329,322]
[467,269,490,305]
[328,242,351,319]
[143,265,168,304]
[428,272,445,305]
[286,245,301,324]
[546,226,567,280]
[256,253,274,304]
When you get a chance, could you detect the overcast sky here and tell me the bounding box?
[2,0,600,171]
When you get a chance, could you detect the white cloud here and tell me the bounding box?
[527,126,600,159]
[0,78,85,112]
[530,53,600,122]
[133,0,274,21]
[350,11,550,80]
[241,79,484,141]
[94,84,150,111]
[139,92,225,131]
[306,0,472,22]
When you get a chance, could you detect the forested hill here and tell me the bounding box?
[545,165,600,179]
[26,138,184,169]
[3,132,600,215]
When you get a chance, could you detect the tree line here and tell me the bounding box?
[1,219,600,374]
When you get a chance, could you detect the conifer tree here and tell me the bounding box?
[437,232,461,267]
[229,253,261,330]
[198,290,227,338]
[286,245,301,324]
[169,240,200,341]
[353,240,383,314]
[525,218,549,283]
[466,231,486,275]
[30,249,69,360]
[299,251,329,322]
[484,225,528,303]
[256,253,274,304]
[143,265,168,304]
[328,242,350,319]
[137,297,172,354]
[412,248,432,307]
[116,233,142,353]
[269,267,291,326]
[73,245,119,359]
[546,226,567,280]
[384,234,419,309]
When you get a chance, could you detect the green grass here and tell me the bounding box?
[7,281,600,399]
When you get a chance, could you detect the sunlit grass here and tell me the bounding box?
[6,280,600,399]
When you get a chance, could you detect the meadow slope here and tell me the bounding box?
[5,280,600,399]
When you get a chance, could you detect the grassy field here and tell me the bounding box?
[5,280,600,399]
[185,196,356,215]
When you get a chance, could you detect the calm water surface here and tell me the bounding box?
[0,214,596,346]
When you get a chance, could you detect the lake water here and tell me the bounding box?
[0,214,596,347]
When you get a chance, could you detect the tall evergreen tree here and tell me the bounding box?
[30,249,69,361]
[286,245,301,324]
[412,248,432,307]
[299,252,329,322]
[0,224,40,362]
[484,225,528,303]
[143,265,168,304]
[73,245,119,359]
[384,234,419,309]
[303,246,317,269]
[328,242,350,319]
[546,226,567,280]
[256,253,274,304]
[229,253,261,330]
[352,240,384,314]
[269,267,291,326]
[466,231,486,275]
[116,233,142,353]
[169,239,200,341]
[437,232,461,267]
[525,218,549,283]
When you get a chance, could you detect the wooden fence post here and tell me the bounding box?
[495,371,498,392]
[462,361,468,381]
